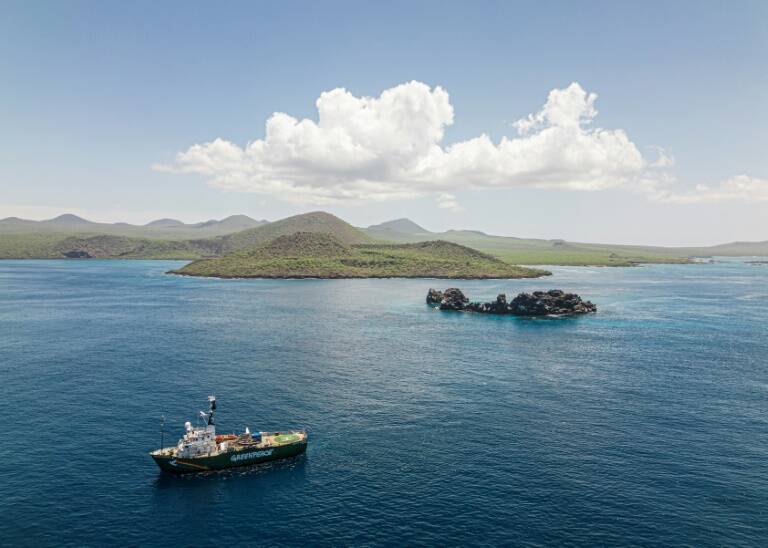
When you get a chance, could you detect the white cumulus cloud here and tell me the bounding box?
[156,81,652,205]
[512,83,597,134]
[157,81,767,208]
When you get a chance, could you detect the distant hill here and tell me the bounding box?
[53,235,220,259]
[0,214,94,226]
[192,214,267,232]
[145,218,185,227]
[0,217,35,225]
[146,215,266,230]
[217,211,372,253]
[171,232,548,279]
[0,213,269,240]
[42,214,95,226]
[367,218,431,234]
[690,240,768,256]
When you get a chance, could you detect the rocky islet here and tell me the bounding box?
[427,288,597,316]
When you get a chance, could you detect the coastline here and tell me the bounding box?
[166,269,553,280]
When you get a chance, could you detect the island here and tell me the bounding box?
[169,232,550,279]
[4,210,764,267]
[426,288,597,316]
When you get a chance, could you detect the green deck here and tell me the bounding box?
[273,433,302,444]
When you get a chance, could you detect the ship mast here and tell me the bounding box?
[207,395,216,426]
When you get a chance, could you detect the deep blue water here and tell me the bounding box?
[1,259,767,546]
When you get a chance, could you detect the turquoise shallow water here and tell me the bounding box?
[1,259,767,546]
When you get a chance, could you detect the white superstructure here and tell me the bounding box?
[175,396,218,458]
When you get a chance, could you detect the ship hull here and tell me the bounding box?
[151,440,307,474]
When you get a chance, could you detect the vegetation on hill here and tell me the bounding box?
[217,211,373,253]
[0,233,216,259]
[171,232,549,279]
[1,211,765,266]
[0,233,74,259]
[363,224,694,266]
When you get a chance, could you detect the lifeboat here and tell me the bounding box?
[215,434,237,443]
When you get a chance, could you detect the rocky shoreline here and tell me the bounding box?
[427,288,597,316]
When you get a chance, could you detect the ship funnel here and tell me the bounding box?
[185,421,192,431]
[208,395,217,411]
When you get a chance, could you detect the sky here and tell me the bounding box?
[1,0,767,246]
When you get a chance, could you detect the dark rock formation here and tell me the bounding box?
[426,288,443,304]
[62,250,92,259]
[491,293,507,313]
[462,293,509,314]
[439,288,469,310]
[430,288,596,316]
[508,289,596,316]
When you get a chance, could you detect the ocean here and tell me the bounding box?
[1,259,766,546]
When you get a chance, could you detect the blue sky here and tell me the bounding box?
[2,1,766,245]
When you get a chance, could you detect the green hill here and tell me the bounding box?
[0,211,369,259]
[171,232,548,279]
[367,218,430,234]
[217,211,372,253]
[0,233,219,259]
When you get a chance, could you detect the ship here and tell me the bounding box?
[150,396,307,474]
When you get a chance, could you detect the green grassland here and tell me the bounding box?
[490,246,691,267]
[0,233,69,259]
[363,228,693,266]
[171,232,549,279]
